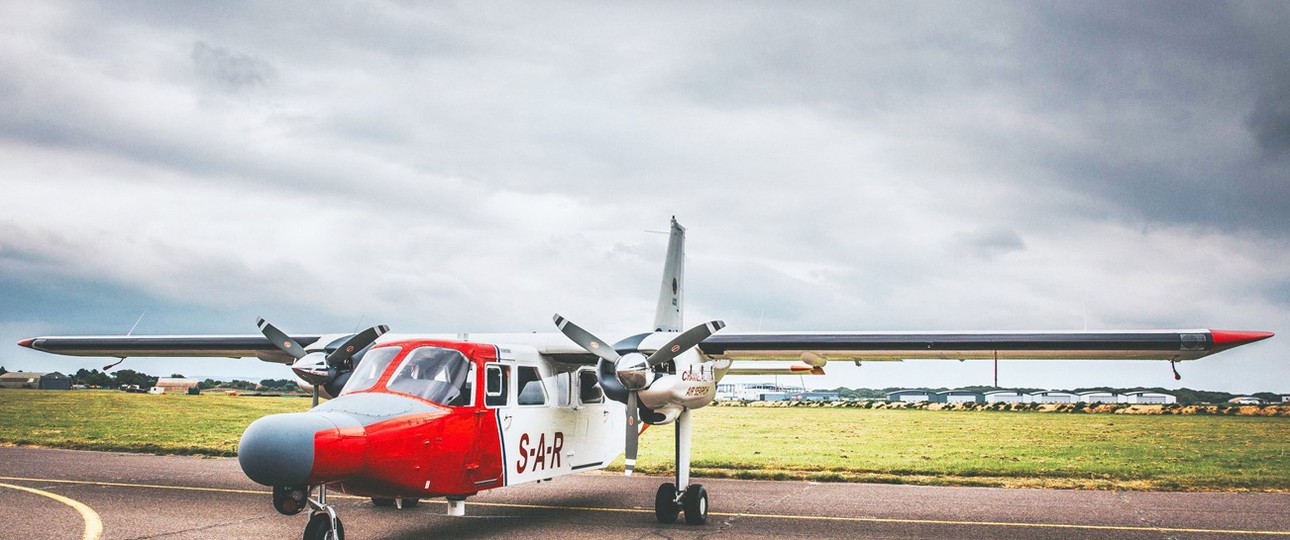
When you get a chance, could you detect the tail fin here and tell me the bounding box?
[653,217,685,332]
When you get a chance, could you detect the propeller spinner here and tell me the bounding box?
[553,314,724,475]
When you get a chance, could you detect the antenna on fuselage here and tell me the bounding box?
[653,217,685,333]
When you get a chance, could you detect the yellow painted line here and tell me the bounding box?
[0,482,103,540]
[2,476,1287,536]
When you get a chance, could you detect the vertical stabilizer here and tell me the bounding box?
[653,217,685,332]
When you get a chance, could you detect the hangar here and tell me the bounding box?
[0,371,70,390]
[1123,391,1177,404]
[886,389,944,403]
[1078,391,1119,404]
[939,390,984,404]
[153,377,199,394]
[983,390,1024,403]
[1028,391,1078,403]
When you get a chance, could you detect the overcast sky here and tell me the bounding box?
[3,1,1288,393]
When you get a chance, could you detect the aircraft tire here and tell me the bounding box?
[654,483,680,524]
[397,497,420,509]
[682,484,708,525]
[371,497,395,507]
[303,512,344,540]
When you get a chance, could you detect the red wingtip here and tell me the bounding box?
[1210,330,1275,346]
[17,338,35,349]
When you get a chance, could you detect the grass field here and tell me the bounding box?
[2,389,1287,491]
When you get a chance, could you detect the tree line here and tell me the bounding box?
[66,368,300,393]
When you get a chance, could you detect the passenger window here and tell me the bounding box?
[578,370,604,404]
[485,365,509,407]
[516,366,547,406]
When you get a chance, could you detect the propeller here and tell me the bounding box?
[553,314,725,475]
[257,317,390,407]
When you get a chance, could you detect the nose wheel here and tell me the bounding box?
[303,511,344,540]
[300,485,344,540]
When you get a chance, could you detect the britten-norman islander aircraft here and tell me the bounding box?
[18,218,1273,540]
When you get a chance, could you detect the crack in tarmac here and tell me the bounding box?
[700,481,816,538]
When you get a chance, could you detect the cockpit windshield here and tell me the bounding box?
[339,346,401,395]
[385,346,474,407]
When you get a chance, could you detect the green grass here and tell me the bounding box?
[2,389,1287,491]
[0,389,309,456]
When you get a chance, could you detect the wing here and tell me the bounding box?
[18,334,325,364]
[699,329,1273,374]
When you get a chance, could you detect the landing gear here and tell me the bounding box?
[682,484,708,525]
[655,483,679,523]
[303,511,343,540]
[652,410,709,525]
[371,497,419,509]
[653,482,708,525]
[302,484,344,540]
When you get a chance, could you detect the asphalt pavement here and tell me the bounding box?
[1,446,1287,539]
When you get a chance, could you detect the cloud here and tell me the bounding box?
[1247,88,1290,156]
[191,41,277,93]
[1,2,1288,393]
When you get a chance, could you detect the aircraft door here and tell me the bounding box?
[572,367,612,470]
[469,362,508,490]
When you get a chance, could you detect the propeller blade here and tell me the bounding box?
[645,320,726,367]
[257,317,308,360]
[553,314,621,363]
[324,324,390,367]
[624,391,640,476]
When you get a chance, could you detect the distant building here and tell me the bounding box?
[790,391,840,402]
[1281,395,1289,404]
[886,389,944,403]
[1227,396,1263,405]
[1027,391,1078,403]
[939,390,984,404]
[1078,391,1119,404]
[717,382,806,401]
[154,378,199,394]
[0,371,70,390]
[1122,391,1177,404]
[983,390,1024,403]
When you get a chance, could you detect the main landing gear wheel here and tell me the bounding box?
[372,497,420,509]
[682,484,708,525]
[655,483,680,524]
[303,512,344,540]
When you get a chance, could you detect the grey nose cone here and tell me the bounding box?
[238,412,338,486]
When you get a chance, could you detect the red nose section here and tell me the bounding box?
[1210,330,1275,346]
[17,338,35,348]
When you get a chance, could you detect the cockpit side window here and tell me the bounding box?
[338,346,401,395]
[485,364,509,408]
[386,346,475,407]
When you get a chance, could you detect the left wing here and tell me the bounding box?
[698,329,1273,374]
[18,334,324,364]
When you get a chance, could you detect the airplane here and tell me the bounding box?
[17,218,1273,540]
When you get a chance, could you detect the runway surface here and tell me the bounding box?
[1,446,1288,539]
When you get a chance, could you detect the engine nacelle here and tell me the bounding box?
[636,370,716,413]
